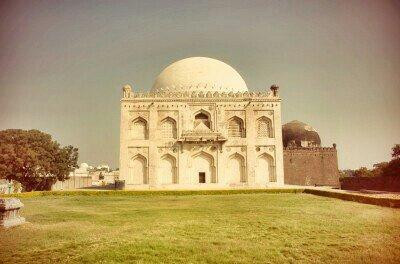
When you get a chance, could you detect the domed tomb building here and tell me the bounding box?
[119,57,284,189]
[282,120,321,148]
[282,120,340,187]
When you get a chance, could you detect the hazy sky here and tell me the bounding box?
[1,0,399,169]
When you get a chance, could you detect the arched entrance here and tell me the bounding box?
[192,152,215,184]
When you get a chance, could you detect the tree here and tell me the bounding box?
[0,129,78,191]
[392,144,400,159]
[382,144,400,178]
[340,144,399,180]
[371,162,389,177]
[339,169,355,178]
[382,159,400,178]
[353,167,373,178]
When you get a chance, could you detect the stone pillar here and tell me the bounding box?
[273,101,285,186]
[0,198,25,228]
[245,104,257,184]
[119,95,129,185]
[148,105,158,186]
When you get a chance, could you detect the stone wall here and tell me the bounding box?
[283,147,340,187]
[340,176,400,192]
[52,176,93,190]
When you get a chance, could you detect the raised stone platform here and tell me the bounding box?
[0,198,25,228]
[303,186,400,208]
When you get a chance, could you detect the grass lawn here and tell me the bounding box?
[1,193,400,264]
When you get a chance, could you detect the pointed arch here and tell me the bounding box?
[159,154,178,184]
[191,151,216,183]
[160,117,177,139]
[192,151,215,165]
[127,154,148,184]
[228,153,246,183]
[255,153,276,184]
[257,116,273,138]
[130,117,148,139]
[227,116,245,138]
[194,109,211,129]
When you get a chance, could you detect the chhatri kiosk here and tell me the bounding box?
[119,57,284,189]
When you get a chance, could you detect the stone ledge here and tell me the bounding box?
[0,198,26,228]
[0,198,24,210]
[304,188,400,208]
[0,216,26,228]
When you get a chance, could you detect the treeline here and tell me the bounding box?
[340,144,400,178]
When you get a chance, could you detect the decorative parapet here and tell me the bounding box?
[283,147,337,156]
[0,198,25,228]
[284,143,337,152]
[121,86,280,102]
[284,147,337,151]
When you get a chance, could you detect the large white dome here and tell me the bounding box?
[151,57,248,93]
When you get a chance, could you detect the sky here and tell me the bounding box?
[0,0,399,170]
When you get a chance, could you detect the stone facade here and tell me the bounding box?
[119,57,284,189]
[283,146,340,187]
[119,89,284,189]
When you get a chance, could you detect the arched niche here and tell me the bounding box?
[194,109,212,129]
[159,154,178,184]
[255,153,276,184]
[127,154,148,184]
[130,117,148,139]
[227,116,245,138]
[257,116,273,138]
[160,117,177,139]
[228,153,246,183]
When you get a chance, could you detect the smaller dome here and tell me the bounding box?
[80,163,89,168]
[282,120,321,148]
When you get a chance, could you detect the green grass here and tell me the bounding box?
[1,188,304,198]
[1,193,400,264]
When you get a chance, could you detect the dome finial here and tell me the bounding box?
[122,84,132,98]
[270,84,279,96]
